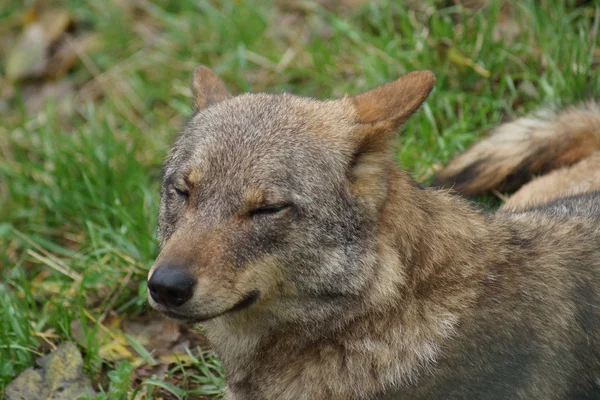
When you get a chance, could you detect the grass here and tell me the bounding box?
[0,0,598,398]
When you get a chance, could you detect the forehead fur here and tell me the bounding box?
[166,93,357,177]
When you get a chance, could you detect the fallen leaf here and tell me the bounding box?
[5,342,96,400]
[71,316,135,363]
[38,8,72,44]
[4,7,85,83]
[132,363,169,381]
[5,23,49,82]
[99,341,135,362]
[156,353,194,366]
[122,318,181,355]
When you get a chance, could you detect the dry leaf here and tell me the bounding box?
[70,318,135,362]
[4,7,88,84]
[122,318,181,355]
[5,24,49,82]
[99,341,135,362]
[38,9,72,44]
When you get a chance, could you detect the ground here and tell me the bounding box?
[1,0,598,398]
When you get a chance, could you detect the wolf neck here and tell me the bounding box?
[378,167,494,308]
[206,167,500,398]
[346,166,495,382]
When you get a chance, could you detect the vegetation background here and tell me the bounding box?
[1,0,598,398]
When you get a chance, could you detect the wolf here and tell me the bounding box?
[147,66,600,399]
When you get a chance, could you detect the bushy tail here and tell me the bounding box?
[431,102,600,197]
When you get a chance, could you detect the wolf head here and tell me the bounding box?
[147,66,435,325]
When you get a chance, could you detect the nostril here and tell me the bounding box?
[148,285,160,302]
[147,267,196,308]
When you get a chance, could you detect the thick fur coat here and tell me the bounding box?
[148,67,600,399]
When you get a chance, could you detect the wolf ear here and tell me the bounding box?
[343,72,435,201]
[191,66,232,111]
[352,71,436,126]
[350,71,435,153]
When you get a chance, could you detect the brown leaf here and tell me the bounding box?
[132,363,170,381]
[38,8,72,45]
[123,317,181,356]
[5,7,83,82]
[5,23,49,82]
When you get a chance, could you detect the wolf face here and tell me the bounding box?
[148,67,435,326]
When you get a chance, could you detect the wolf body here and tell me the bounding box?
[148,67,600,399]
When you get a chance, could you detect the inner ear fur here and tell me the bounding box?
[191,66,232,111]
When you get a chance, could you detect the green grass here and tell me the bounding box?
[1,0,598,397]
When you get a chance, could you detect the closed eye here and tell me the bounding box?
[173,186,189,200]
[249,204,291,218]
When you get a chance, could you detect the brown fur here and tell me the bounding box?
[185,168,204,187]
[432,103,600,198]
[503,152,600,211]
[191,66,232,111]
[148,68,600,399]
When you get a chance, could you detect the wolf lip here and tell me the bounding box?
[162,290,260,323]
[163,310,218,323]
[229,289,260,312]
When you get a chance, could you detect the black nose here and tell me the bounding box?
[148,267,196,307]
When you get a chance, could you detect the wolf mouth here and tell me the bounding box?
[162,290,260,323]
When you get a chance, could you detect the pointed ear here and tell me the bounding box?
[352,71,436,127]
[341,72,435,199]
[346,71,435,157]
[191,66,232,111]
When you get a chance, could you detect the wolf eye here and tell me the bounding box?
[249,204,290,218]
[172,186,189,200]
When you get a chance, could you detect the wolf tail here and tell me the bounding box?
[431,102,600,208]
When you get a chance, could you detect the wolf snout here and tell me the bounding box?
[147,266,196,307]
